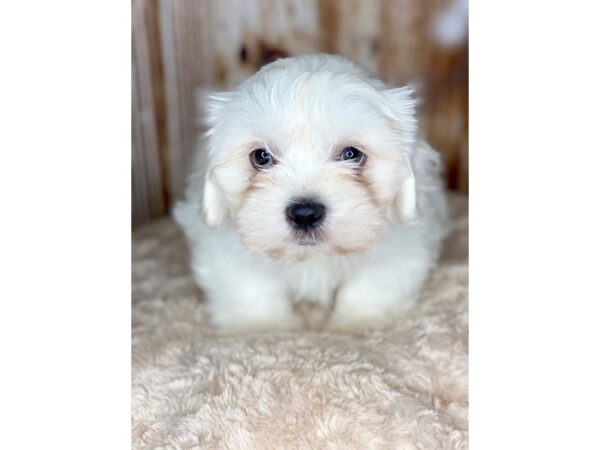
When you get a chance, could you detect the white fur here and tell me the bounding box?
[175,54,450,331]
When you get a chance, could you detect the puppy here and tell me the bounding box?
[175,54,450,332]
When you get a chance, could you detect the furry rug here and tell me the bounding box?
[132,193,468,450]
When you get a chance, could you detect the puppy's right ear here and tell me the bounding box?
[203,169,227,227]
[198,90,236,227]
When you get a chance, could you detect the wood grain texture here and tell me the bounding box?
[132,0,166,227]
[132,0,468,227]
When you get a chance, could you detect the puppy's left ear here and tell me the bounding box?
[381,86,421,224]
[395,159,420,224]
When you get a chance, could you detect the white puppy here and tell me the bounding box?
[175,54,450,332]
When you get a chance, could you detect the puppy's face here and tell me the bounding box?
[203,56,419,260]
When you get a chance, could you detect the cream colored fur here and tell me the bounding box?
[132,193,468,449]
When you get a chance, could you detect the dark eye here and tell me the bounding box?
[250,148,274,169]
[339,146,366,165]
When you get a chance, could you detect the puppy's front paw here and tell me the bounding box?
[326,305,412,333]
[327,286,417,333]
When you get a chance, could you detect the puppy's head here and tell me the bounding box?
[202,54,423,260]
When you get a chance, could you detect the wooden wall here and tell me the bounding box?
[132,0,468,227]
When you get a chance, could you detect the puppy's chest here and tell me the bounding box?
[282,259,350,306]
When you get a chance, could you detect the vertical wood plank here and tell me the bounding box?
[132,0,166,227]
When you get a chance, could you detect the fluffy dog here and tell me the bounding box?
[175,54,450,331]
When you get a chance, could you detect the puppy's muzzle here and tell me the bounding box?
[286,199,326,232]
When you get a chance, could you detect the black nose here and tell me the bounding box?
[286,200,326,231]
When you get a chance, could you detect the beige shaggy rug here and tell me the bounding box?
[132,193,468,450]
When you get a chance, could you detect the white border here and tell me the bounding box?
[471,1,600,448]
[0,1,130,448]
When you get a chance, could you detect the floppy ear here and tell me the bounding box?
[203,169,227,227]
[394,158,420,224]
[198,90,235,227]
[381,86,421,224]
